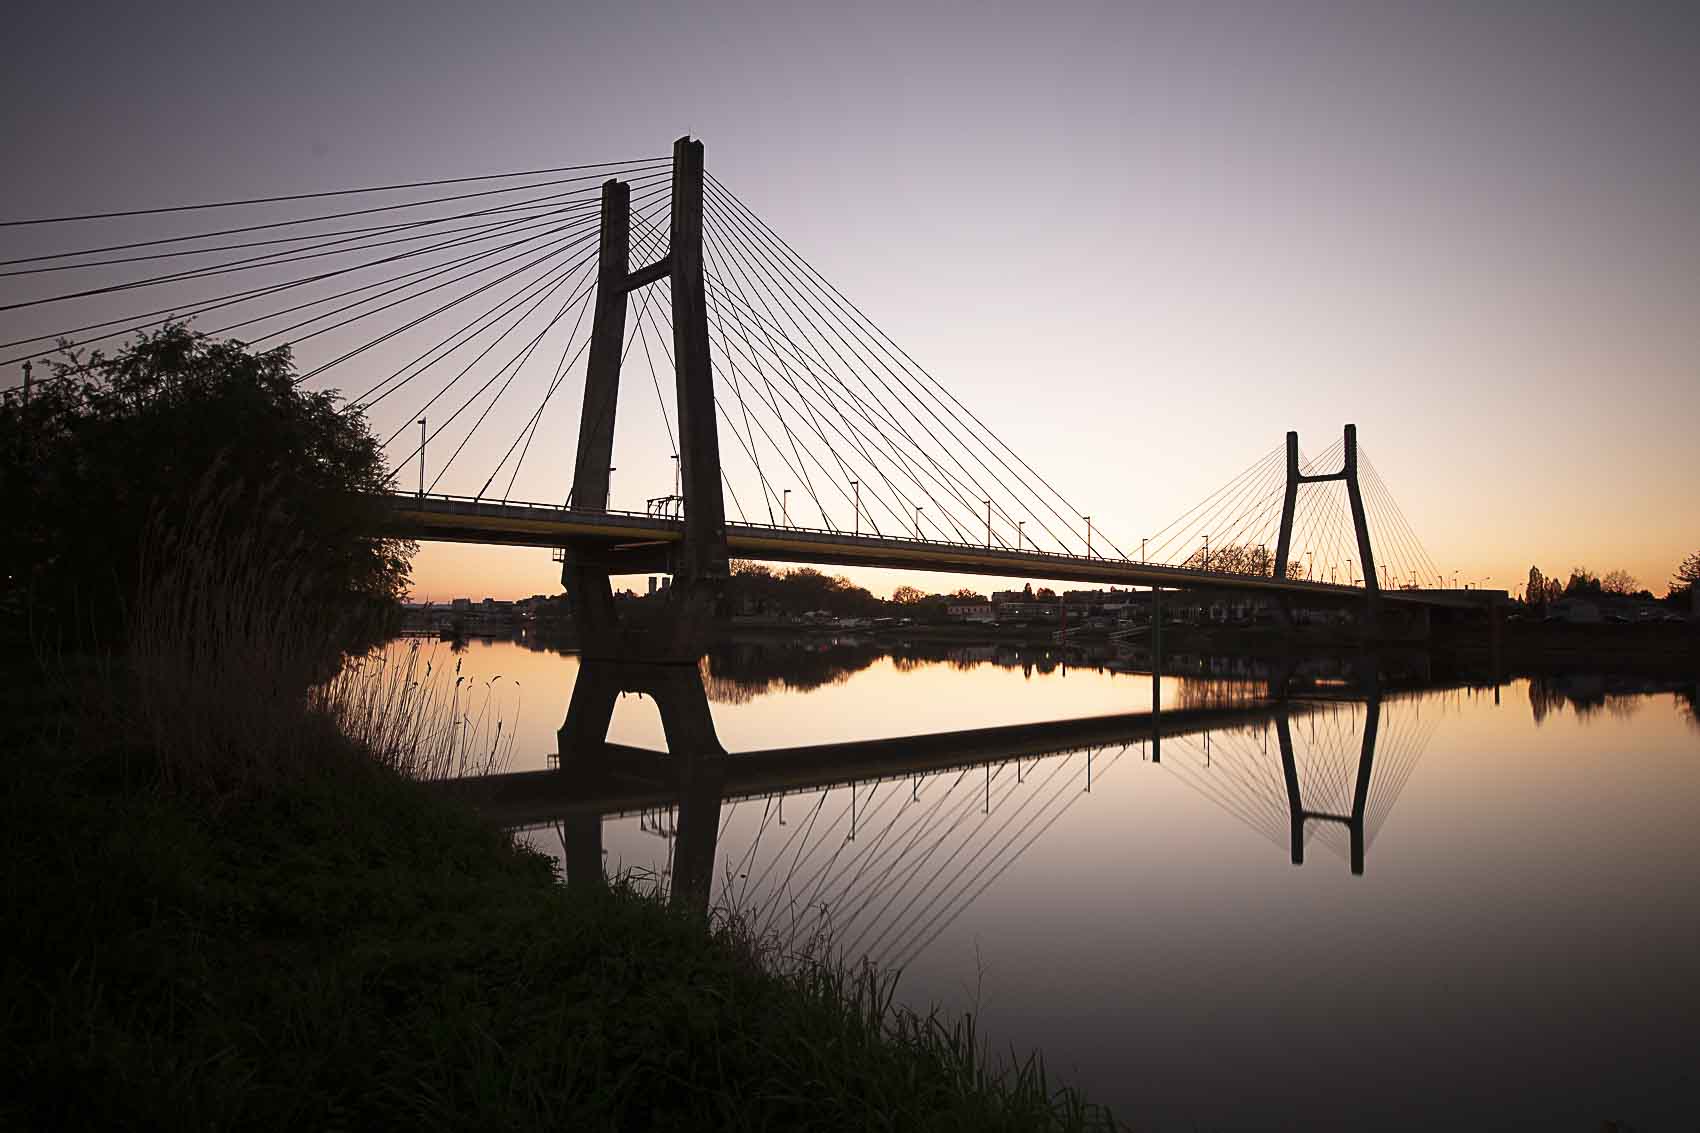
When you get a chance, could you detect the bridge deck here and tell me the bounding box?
[376,494,1502,608]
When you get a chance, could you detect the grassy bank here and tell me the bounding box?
[1,674,1116,1131]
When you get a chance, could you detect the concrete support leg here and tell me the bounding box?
[670,754,725,914]
[558,813,605,891]
[1276,712,1304,866]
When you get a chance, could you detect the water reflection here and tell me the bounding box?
[420,636,1699,1128]
[447,650,1441,954]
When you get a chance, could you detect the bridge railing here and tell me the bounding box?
[387,491,1388,594]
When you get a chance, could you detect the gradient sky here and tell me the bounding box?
[5,0,1697,600]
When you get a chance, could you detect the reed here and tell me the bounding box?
[120,468,513,796]
[313,640,517,780]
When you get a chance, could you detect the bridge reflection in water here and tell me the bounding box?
[437,651,1440,967]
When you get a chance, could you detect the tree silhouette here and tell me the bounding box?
[1602,569,1638,596]
[1673,551,1700,597]
[1,324,410,647]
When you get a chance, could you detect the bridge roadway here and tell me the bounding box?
[376,493,1502,610]
[431,701,1310,828]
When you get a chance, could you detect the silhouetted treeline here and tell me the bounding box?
[0,325,413,650]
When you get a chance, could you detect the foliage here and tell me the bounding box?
[0,323,412,649]
[892,584,927,604]
[1601,569,1639,596]
[1563,567,1601,597]
[726,562,883,617]
[1673,550,1700,597]
[1179,542,1277,576]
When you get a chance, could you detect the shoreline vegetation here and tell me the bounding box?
[4,551,1117,1132]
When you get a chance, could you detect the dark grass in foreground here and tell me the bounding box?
[1,705,1117,1131]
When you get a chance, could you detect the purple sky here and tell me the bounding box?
[5,1,1697,599]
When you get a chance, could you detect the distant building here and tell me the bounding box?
[946,600,995,622]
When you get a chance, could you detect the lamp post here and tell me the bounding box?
[1018,521,1025,550]
[1306,550,1313,580]
[606,466,616,510]
[671,453,680,497]
[1202,533,1210,571]
[1085,516,1093,557]
[782,488,791,527]
[1140,537,1146,562]
[915,506,923,538]
[1347,557,1353,588]
[984,499,993,548]
[850,480,859,536]
[417,417,426,499]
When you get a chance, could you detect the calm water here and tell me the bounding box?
[411,634,1699,1129]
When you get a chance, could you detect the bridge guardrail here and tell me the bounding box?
[385,491,1484,599]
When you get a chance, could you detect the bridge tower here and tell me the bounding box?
[1272,423,1381,629]
[563,135,730,660]
[558,136,729,783]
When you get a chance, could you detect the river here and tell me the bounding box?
[398,632,1699,1129]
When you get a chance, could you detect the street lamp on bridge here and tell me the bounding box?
[984,499,993,548]
[915,506,923,538]
[1018,520,1026,550]
[850,480,859,536]
[782,488,791,528]
[1084,516,1093,557]
[416,417,426,499]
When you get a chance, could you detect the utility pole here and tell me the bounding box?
[417,417,427,499]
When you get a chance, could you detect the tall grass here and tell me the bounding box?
[121,471,513,796]
[315,640,518,780]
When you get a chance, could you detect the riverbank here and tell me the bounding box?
[0,674,1116,1131]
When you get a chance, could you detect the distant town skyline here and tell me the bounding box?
[4,1,1696,599]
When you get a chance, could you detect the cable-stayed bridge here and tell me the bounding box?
[1,136,1502,630]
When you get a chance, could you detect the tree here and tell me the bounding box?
[1,324,412,647]
[1601,569,1638,596]
[1673,551,1700,596]
[1563,567,1601,597]
[1180,542,1275,576]
[890,585,926,605]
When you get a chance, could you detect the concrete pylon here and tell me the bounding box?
[560,136,729,662]
[1272,423,1381,632]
